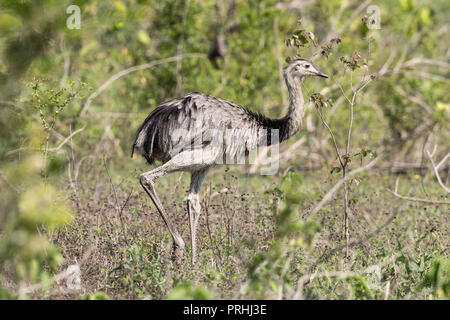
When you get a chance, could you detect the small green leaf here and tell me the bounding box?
[330,166,341,174]
[137,30,151,45]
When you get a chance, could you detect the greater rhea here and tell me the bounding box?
[132,59,328,265]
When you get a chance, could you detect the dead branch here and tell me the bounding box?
[46,126,85,152]
[401,57,450,69]
[387,189,450,205]
[309,157,380,217]
[387,176,450,204]
[79,53,206,116]
[103,155,129,245]
[426,147,450,193]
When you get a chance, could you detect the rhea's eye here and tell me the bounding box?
[305,64,310,69]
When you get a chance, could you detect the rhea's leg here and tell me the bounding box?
[139,163,186,264]
[187,170,208,265]
[140,148,216,265]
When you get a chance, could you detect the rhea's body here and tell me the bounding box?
[133,59,328,265]
[132,92,289,168]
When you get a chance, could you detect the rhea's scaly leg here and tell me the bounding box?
[187,170,208,265]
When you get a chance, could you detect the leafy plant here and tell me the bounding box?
[166,282,213,300]
[420,257,450,299]
[79,292,110,300]
[0,153,74,298]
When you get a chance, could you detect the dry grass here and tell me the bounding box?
[42,157,449,299]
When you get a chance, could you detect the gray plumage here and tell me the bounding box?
[133,59,328,265]
[132,92,274,165]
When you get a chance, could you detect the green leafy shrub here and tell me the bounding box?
[167,282,213,300]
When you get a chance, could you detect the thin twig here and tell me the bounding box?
[103,155,129,245]
[46,126,85,152]
[426,149,450,193]
[79,53,206,116]
[316,107,344,167]
[387,189,450,205]
[309,157,380,217]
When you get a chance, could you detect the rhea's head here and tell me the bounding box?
[284,59,328,81]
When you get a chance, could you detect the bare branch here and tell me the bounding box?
[387,189,450,205]
[83,111,146,119]
[79,53,206,116]
[403,70,447,82]
[309,157,380,217]
[6,126,85,156]
[401,57,450,69]
[426,149,450,193]
[316,107,344,168]
[46,126,85,152]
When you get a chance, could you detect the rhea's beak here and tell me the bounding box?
[316,71,328,78]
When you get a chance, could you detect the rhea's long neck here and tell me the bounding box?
[278,74,305,142]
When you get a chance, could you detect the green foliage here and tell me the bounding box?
[420,257,450,299]
[243,171,320,299]
[112,241,168,298]
[166,282,214,300]
[354,148,377,159]
[346,275,374,299]
[28,78,86,134]
[79,292,110,300]
[0,153,74,298]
